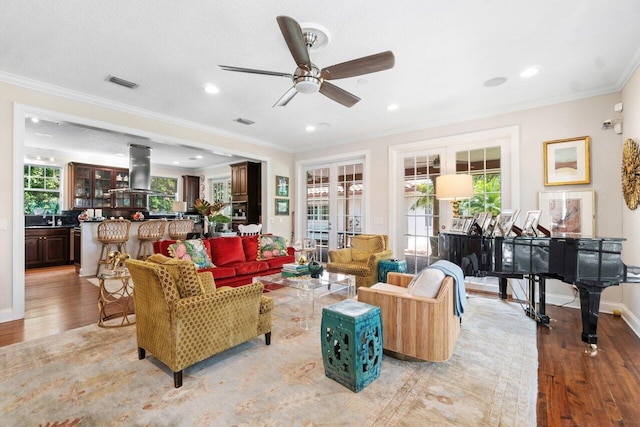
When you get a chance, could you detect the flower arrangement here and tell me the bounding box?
[193,198,231,224]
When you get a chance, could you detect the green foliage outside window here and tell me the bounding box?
[148,176,178,213]
[24,165,61,214]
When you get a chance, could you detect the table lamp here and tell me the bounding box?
[172,201,187,218]
[435,174,474,217]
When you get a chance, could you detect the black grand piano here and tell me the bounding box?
[439,232,638,345]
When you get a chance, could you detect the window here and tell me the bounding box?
[148,176,178,213]
[456,147,502,217]
[212,178,232,216]
[24,164,61,214]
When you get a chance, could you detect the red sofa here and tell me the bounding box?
[153,235,295,288]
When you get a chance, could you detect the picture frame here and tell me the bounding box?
[275,198,289,216]
[521,210,542,236]
[543,136,590,186]
[492,209,520,237]
[474,212,491,233]
[276,175,289,197]
[538,190,595,237]
[450,217,465,233]
[461,217,475,234]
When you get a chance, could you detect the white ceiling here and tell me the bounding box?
[3,1,640,164]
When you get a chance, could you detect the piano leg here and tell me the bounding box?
[498,277,508,299]
[524,275,550,324]
[578,286,602,345]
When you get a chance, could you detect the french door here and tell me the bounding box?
[304,160,365,262]
[398,129,516,275]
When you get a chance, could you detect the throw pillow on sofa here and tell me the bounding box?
[407,268,446,298]
[209,236,246,266]
[168,238,215,269]
[258,235,288,259]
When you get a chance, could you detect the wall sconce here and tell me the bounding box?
[436,174,474,218]
[172,201,187,218]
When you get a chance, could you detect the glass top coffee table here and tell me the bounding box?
[253,271,356,330]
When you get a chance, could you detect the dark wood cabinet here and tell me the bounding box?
[182,175,200,213]
[25,227,70,269]
[230,162,261,229]
[68,163,146,211]
[73,227,81,270]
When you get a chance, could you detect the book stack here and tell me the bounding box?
[282,263,309,277]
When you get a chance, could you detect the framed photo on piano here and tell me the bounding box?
[538,190,595,237]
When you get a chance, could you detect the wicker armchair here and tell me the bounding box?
[358,272,460,362]
[326,234,393,289]
[126,258,273,388]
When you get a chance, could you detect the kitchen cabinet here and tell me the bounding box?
[25,227,70,268]
[73,227,81,271]
[182,175,200,213]
[230,162,261,229]
[68,162,146,210]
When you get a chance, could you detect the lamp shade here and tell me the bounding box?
[435,174,474,201]
[172,201,188,213]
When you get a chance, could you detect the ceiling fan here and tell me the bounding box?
[219,16,395,108]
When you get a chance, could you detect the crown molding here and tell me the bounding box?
[0,71,294,154]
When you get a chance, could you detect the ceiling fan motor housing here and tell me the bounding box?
[294,65,321,93]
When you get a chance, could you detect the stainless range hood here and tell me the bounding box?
[110,144,162,195]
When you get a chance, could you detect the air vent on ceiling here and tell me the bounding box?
[107,75,139,89]
[234,118,255,125]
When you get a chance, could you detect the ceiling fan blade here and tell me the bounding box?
[319,82,360,108]
[219,65,293,78]
[273,87,298,107]
[321,51,395,80]
[276,16,311,69]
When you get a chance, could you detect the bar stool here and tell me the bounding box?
[96,219,131,276]
[136,219,166,260]
[168,219,194,240]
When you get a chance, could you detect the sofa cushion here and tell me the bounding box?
[154,239,175,257]
[265,254,295,269]
[407,268,446,298]
[258,235,288,259]
[370,282,409,294]
[241,235,259,261]
[168,239,215,269]
[209,236,245,266]
[351,235,385,262]
[200,266,236,280]
[232,260,269,276]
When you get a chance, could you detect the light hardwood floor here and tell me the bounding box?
[2,265,640,426]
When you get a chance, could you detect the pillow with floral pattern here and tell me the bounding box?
[168,238,215,269]
[257,235,288,259]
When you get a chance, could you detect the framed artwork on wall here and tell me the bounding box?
[543,136,590,186]
[275,198,289,216]
[538,190,595,237]
[276,176,289,197]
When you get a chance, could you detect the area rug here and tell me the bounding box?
[0,290,537,426]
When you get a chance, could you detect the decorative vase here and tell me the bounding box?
[308,260,324,278]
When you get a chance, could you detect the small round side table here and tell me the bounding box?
[97,271,135,328]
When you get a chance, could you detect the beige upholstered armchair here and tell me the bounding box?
[358,272,460,362]
[326,234,393,289]
[126,257,273,388]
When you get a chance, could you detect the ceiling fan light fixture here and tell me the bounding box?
[295,76,320,94]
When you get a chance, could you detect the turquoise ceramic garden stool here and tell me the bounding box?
[321,299,383,392]
[378,258,408,282]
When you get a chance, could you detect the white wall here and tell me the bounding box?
[622,65,640,336]
[0,81,293,321]
[295,92,636,320]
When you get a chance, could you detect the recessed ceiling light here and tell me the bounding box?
[35,132,53,138]
[196,155,203,159]
[204,84,220,94]
[172,161,180,165]
[49,157,55,162]
[484,77,507,87]
[387,104,399,111]
[31,117,39,123]
[305,125,316,132]
[520,67,539,78]
[115,153,126,157]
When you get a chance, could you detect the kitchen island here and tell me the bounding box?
[77,219,176,277]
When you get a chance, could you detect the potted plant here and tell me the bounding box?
[193,199,231,233]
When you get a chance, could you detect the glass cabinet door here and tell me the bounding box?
[93,168,113,208]
[73,166,92,208]
[113,170,131,208]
